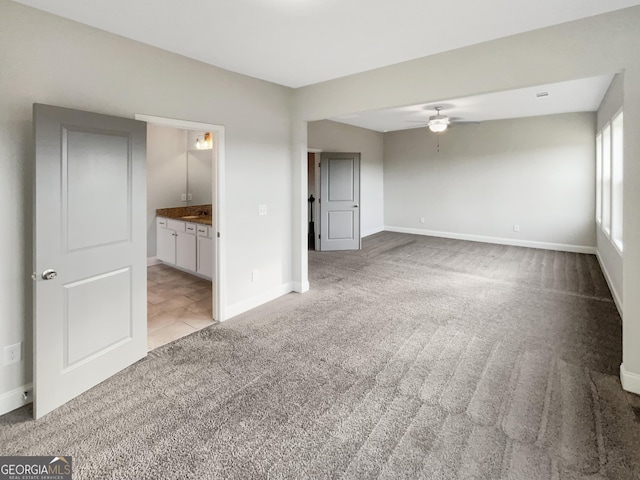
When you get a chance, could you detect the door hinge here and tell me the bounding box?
[217,232,220,238]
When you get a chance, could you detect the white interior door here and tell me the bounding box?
[33,104,147,419]
[319,152,361,251]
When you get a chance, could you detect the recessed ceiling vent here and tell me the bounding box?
[536,91,549,98]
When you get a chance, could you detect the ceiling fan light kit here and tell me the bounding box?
[427,106,450,133]
[428,118,449,133]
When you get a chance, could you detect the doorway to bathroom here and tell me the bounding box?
[136,114,226,350]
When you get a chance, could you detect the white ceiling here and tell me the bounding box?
[10,0,640,88]
[329,74,615,132]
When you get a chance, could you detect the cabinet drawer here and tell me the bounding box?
[157,217,167,228]
[185,223,197,234]
[196,225,209,237]
[167,219,186,232]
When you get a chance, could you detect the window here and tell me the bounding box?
[596,132,602,224]
[611,111,624,251]
[601,123,611,234]
[597,109,624,252]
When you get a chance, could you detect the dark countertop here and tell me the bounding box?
[156,204,213,226]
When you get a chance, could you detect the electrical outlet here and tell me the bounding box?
[181,193,187,202]
[420,217,425,224]
[513,225,520,232]
[4,343,22,365]
[258,205,267,216]
[187,193,193,201]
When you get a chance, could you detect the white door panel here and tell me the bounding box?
[65,129,131,250]
[328,210,355,239]
[197,236,213,278]
[320,153,361,251]
[157,227,177,264]
[176,232,197,271]
[33,104,147,419]
[64,268,132,367]
[328,159,354,200]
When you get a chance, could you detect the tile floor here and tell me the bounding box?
[147,264,216,351]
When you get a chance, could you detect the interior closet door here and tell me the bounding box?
[319,152,361,251]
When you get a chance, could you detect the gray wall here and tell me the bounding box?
[308,120,385,236]
[383,113,596,250]
[0,0,292,404]
[596,73,624,309]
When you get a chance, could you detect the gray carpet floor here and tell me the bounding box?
[2,232,640,479]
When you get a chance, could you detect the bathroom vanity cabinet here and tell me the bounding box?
[196,225,213,278]
[157,217,213,279]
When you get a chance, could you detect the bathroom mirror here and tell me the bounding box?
[186,130,214,206]
[187,148,213,205]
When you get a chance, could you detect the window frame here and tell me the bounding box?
[601,122,612,236]
[611,109,624,252]
[596,131,602,225]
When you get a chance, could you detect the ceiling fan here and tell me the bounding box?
[408,106,479,133]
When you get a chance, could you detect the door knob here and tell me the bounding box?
[42,269,58,280]
[354,204,359,208]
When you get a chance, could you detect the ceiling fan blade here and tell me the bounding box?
[450,121,480,126]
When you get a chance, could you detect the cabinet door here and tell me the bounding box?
[197,236,213,279]
[176,232,197,272]
[157,227,176,264]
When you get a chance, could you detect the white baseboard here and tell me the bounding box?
[0,383,33,416]
[384,226,597,254]
[147,256,161,267]
[621,364,640,395]
[292,281,310,293]
[362,226,385,238]
[225,283,293,320]
[595,252,623,318]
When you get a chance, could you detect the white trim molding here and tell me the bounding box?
[384,226,597,254]
[0,383,33,416]
[362,226,385,238]
[225,283,293,320]
[135,115,222,132]
[595,252,623,317]
[147,256,161,267]
[292,281,310,293]
[620,364,640,395]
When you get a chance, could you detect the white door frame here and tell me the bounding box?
[135,114,226,322]
[308,149,322,251]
